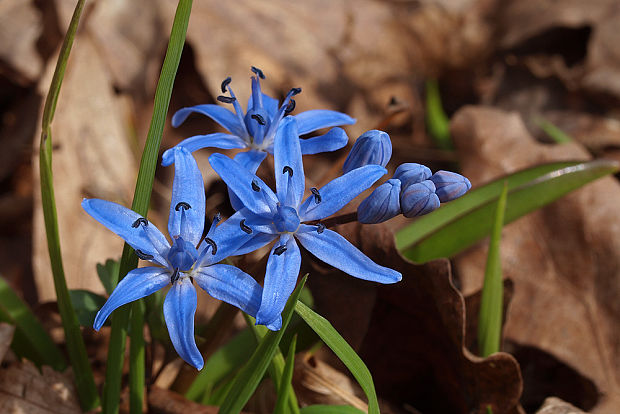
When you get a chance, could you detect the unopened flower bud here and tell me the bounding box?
[393,163,432,188]
[429,170,471,202]
[400,180,440,218]
[343,130,392,173]
[357,179,401,224]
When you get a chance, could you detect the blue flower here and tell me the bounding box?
[343,130,392,174]
[208,117,402,327]
[162,67,355,174]
[429,170,472,202]
[82,147,279,370]
[400,180,440,217]
[357,178,401,224]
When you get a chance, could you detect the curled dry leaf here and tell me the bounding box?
[32,34,136,301]
[0,361,80,414]
[303,219,522,413]
[536,397,587,414]
[293,353,367,411]
[0,323,15,364]
[451,106,620,413]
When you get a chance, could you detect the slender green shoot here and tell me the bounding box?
[274,335,298,414]
[425,79,453,150]
[535,117,572,144]
[39,0,99,409]
[101,1,193,412]
[478,182,508,357]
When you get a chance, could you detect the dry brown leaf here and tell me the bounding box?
[0,323,15,364]
[541,111,620,151]
[0,0,43,84]
[451,106,620,413]
[148,386,252,414]
[32,33,137,301]
[293,353,367,410]
[302,220,522,413]
[536,397,587,414]
[0,361,80,414]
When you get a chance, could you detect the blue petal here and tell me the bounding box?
[194,264,281,330]
[342,130,392,174]
[93,267,168,330]
[256,235,301,327]
[82,199,170,266]
[294,110,356,135]
[228,150,268,211]
[299,127,349,155]
[248,92,279,118]
[197,208,275,266]
[209,153,278,216]
[357,179,402,224]
[161,133,247,166]
[296,225,401,283]
[274,117,305,208]
[234,232,278,256]
[299,165,387,221]
[168,147,205,246]
[429,170,472,202]
[164,277,203,370]
[400,180,440,217]
[393,163,432,188]
[172,104,246,138]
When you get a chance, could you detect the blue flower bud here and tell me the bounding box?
[343,130,392,173]
[357,179,402,224]
[393,163,432,188]
[430,170,471,202]
[400,180,440,218]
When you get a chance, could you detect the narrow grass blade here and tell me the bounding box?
[39,0,99,409]
[129,300,145,414]
[0,276,66,370]
[478,182,507,357]
[300,406,366,414]
[395,161,580,251]
[185,329,255,401]
[398,160,619,262]
[244,314,300,414]
[102,1,193,412]
[425,79,452,150]
[218,275,307,414]
[535,117,572,144]
[295,301,379,414]
[274,335,298,414]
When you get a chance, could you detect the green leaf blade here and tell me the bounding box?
[300,405,366,414]
[218,276,307,414]
[294,301,379,414]
[399,160,619,262]
[478,182,508,357]
[274,335,298,414]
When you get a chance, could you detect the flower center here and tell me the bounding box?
[167,236,198,271]
[245,108,271,145]
[273,205,300,233]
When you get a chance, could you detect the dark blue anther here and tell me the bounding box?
[273,245,287,255]
[240,219,252,234]
[217,96,236,104]
[251,180,261,192]
[282,166,293,177]
[175,201,191,211]
[132,217,148,228]
[251,66,265,79]
[135,249,154,260]
[251,113,266,125]
[221,76,232,93]
[170,268,180,284]
[316,223,325,234]
[290,87,302,96]
[204,237,217,255]
[284,99,296,115]
[310,187,321,204]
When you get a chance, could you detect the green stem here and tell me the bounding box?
[39,0,99,410]
[129,300,146,413]
[101,1,193,412]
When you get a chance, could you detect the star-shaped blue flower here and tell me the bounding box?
[162,67,355,175]
[82,147,279,370]
[209,116,402,326]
